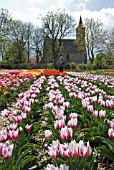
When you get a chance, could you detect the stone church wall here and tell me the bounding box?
[42,17,87,65]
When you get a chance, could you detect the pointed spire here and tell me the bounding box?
[79,15,82,25]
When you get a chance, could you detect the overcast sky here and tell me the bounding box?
[1,0,114,30]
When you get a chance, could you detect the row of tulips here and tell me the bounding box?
[0,73,37,109]
[67,72,114,88]
[67,72,114,96]
[42,76,97,170]
[62,73,114,141]
[0,69,45,109]
[56,74,114,165]
[0,69,44,75]
[0,75,47,169]
[0,69,44,92]
[57,75,114,137]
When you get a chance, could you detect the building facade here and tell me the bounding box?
[42,16,87,65]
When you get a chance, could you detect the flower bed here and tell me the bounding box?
[0,69,114,169]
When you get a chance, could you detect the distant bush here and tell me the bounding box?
[0,60,12,69]
[76,63,87,70]
[76,63,95,70]
[48,63,54,69]
[70,62,76,69]
[64,63,70,69]
[93,52,114,70]
[18,63,38,69]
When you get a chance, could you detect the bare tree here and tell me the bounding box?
[9,20,27,64]
[85,18,108,63]
[102,28,114,66]
[24,22,34,63]
[41,9,76,68]
[109,27,114,53]
[33,27,44,65]
[0,8,12,59]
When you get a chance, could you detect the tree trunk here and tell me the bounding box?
[36,55,39,66]
[27,40,30,63]
[1,53,3,60]
[18,53,21,64]
[53,50,58,69]
[27,53,30,63]
[53,56,58,69]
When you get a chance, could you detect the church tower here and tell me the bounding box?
[76,16,87,63]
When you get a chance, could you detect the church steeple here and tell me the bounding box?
[76,16,87,64]
[79,15,82,25]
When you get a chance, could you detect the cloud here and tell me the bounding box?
[27,0,47,5]
[74,3,86,10]
[70,7,114,31]
[9,0,114,32]
[85,8,114,29]
[85,0,114,11]
[54,0,73,8]
[10,9,42,26]
[99,8,114,29]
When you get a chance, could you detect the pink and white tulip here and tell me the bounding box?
[78,140,91,158]
[60,143,71,158]
[0,129,8,142]
[1,141,14,159]
[92,110,98,118]
[108,128,114,138]
[60,126,73,140]
[68,118,78,128]
[8,129,19,141]
[13,115,22,124]
[99,110,106,119]
[25,124,32,132]
[69,140,79,157]
[44,130,52,138]
[54,119,65,130]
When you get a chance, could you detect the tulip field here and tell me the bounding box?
[0,69,114,170]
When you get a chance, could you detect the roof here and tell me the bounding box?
[79,16,83,25]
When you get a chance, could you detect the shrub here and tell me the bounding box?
[0,60,12,69]
[48,63,54,69]
[18,63,38,69]
[77,63,88,70]
[70,62,76,69]
[64,63,70,69]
